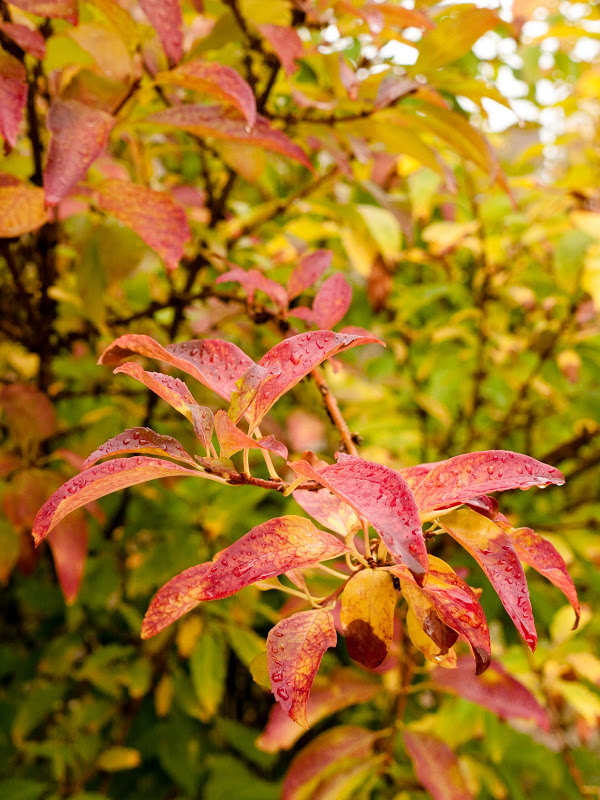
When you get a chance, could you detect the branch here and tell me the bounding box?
[310,367,359,456]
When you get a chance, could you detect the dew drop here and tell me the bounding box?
[233,563,252,577]
[271,671,284,683]
[290,352,301,366]
[277,687,290,701]
[487,465,494,474]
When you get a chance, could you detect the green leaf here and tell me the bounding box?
[189,628,227,718]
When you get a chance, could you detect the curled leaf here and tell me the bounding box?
[114,362,200,423]
[405,606,457,669]
[340,569,397,668]
[216,266,288,311]
[82,427,198,470]
[214,410,287,459]
[293,488,359,537]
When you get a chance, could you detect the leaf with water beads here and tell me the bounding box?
[292,487,359,537]
[267,609,337,728]
[340,569,397,669]
[141,563,210,639]
[82,427,198,470]
[214,410,287,460]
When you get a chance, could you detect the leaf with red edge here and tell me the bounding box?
[293,488,359,537]
[95,179,191,272]
[0,183,47,237]
[287,250,332,299]
[290,454,428,582]
[214,410,287,460]
[257,668,379,752]
[158,61,256,127]
[186,516,349,602]
[44,99,114,206]
[438,509,537,651]
[0,50,27,147]
[47,511,88,605]
[282,725,379,800]
[216,266,288,311]
[97,334,255,401]
[113,362,202,425]
[432,655,551,730]
[9,0,77,23]
[82,427,198,470]
[0,22,46,59]
[148,106,314,172]
[403,729,473,800]
[238,330,384,432]
[311,273,352,329]
[33,457,209,546]
[139,0,183,66]
[141,563,210,638]
[413,450,565,512]
[340,570,397,669]
[257,24,304,77]
[267,609,336,727]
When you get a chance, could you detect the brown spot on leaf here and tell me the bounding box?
[345,619,389,669]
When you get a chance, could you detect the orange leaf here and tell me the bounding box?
[0,183,48,237]
[0,22,46,59]
[47,511,88,605]
[0,50,27,147]
[9,0,77,23]
[141,563,210,638]
[214,410,287,460]
[340,569,397,668]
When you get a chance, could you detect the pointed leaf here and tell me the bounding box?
[413,450,565,512]
[142,563,210,638]
[82,427,198,470]
[187,516,350,602]
[0,23,46,59]
[33,457,208,545]
[311,273,352,329]
[287,250,332,299]
[98,334,255,401]
[139,0,183,66]
[214,410,287,459]
[293,488,359,537]
[405,606,457,669]
[216,266,288,310]
[157,61,256,127]
[340,569,397,669]
[227,362,270,422]
[403,729,473,800]
[113,362,202,425]
[95,179,191,272]
[8,0,77,23]
[290,454,428,581]
[46,511,88,605]
[148,106,313,171]
[257,24,303,77]
[432,655,550,730]
[438,509,536,651]
[0,50,27,148]
[44,99,114,205]
[267,609,336,727]
[241,331,384,431]
[0,183,48,237]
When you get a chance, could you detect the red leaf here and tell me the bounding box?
[403,729,473,800]
[287,249,332,299]
[214,410,287,460]
[139,0,183,66]
[438,509,537,651]
[290,454,428,581]
[432,655,551,730]
[97,334,255,401]
[141,563,210,638]
[44,99,114,205]
[0,50,27,147]
[413,450,564,512]
[157,61,256,127]
[257,668,379,752]
[95,179,191,272]
[267,609,337,727]
[216,266,288,311]
[148,106,314,172]
[186,516,350,602]
[338,55,358,101]
[47,511,88,605]
[310,273,352,329]
[398,461,443,491]
[336,0,384,33]
[33,457,205,545]
[293,488,359,537]
[0,22,46,59]
[257,24,304,77]
[82,427,198,470]
[238,330,384,431]
[0,182,47,236]
[8,0,77,23]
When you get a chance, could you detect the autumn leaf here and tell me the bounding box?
[293,487,359,537]
[257,24,304,77]
[140,563,210,639]
[287,249,332,300]
[139,0,183,66]
[95,179,191,272]
[373,2,434,31]
[267,609,337,727]
[0,183,48,237]
[405,605,458,670]
[290,454,428,581]
[216,265,288,311]
[0,50,27,148]
[214,410,287,460]
[310,273,352,329]
[82,427,198,470]
[415,5,500,73]
[340,569,397,668]
[0,22,46,59]
[44,99,115,206]
[46,511,88,605]
[9,0,77,23]
[403,729,473,800]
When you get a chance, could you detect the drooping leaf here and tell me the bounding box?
[287,250,332,300]
[403,729,473,800]
[98,334,255,401]
[186,516,350,602]
[214,410,287,460]
[46,511,88,605]
[267,609,336,727]
[432,655,551,730]
[438,509,537,651]
[139,0,183,66]
[340,569,397,668]
[148,106,313,171]
[8,0,77,22]
[32,457,209,545]
[95,179,191,272]
[0,22,46,59]
[141,564,210,638]
[0,183,47,237]
[405,606,457,670]
[227,363,271,422]
[257,24,303,77]
[44,99,114,205]
[157,61,256,127]
[216,266,288,311]
[0,50,27,148]
[413,450,565,512]
[293,488,359,537]
[310,274,352,329]
[290,454,428,581]
[82,427,198,470]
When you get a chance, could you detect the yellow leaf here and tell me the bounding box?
[0,184,48,237]
[154,674,173,717]
[97,747,142,771]
[176,615,204,658]
[340,569,397,669]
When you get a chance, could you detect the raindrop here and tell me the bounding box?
[487,465,494,474]
[277,687,290,701]
[233,563,252,577]
[271,671,284,682]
